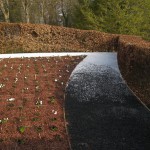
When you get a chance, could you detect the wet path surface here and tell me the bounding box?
[65,53,150,150]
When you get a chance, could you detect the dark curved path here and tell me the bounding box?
[65,53,150,150]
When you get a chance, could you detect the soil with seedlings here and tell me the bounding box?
[0,56,84,150]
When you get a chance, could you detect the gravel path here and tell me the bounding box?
[65,53,150,150]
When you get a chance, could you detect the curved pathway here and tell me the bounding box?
[65,52,150,150]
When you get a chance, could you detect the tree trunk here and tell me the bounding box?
[4,12,9,22]
[25,8,30,23]
[21,0,31,23]
[0,0,10,22]
[62,10,68,27]
[40,1,45,24]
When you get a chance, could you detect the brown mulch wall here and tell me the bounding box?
[0,23,117,53]
[117,36,150,80]
[117,36,150,105]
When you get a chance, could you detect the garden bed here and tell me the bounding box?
[0,56,84,149]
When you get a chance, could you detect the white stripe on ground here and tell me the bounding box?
[0,52,98,58]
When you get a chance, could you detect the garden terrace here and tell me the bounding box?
[0,56,84,149]
[0,23,150,107]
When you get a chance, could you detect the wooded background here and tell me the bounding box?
[0,0,149,39]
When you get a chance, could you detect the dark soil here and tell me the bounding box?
[0,56,84,150]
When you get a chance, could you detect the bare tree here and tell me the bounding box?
[39,0,46,23]
[0,0,78,25]
[38,0,61,25]
[35,0,46,24]
[29,0,54,24]
[0,0,10,22]
[59,0,78,27]
[21,0,32,23]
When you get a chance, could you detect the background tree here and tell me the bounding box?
[140,0,150,40]
[72,0,150,38]
[72,0,102,30]
[0,11,4,21]
[21,0,32,23]
[0,0,10,22]
[0,0,149,40]
[29,0,61,25]
[59,0,78,27]
[30,0,49,24]
[9,0,22,22]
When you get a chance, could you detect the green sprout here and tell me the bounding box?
[18,126,26,133]
[50,118,57,121]
[31,117,39,122]
[34,112,40,116]
[0,118,9,124]
[54,134,62,141]
[34,125,43,133]
[17,138,26,145]
[22,98,28,106]
[48,96,55,104]
[6,103,15,109]
[18,106,23,111]
[50,125,58,131]
[35,99,43,108]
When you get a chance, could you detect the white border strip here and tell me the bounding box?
[0,52,96,58]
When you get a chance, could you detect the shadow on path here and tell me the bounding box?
[65,53,150,150]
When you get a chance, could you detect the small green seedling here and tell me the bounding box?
[18,126,26,133]
[54,134,62,141]
[35,100,43,108]
[12,83,17,88]
[31,117,39,122]
[48,96,55,104]
[50,125,58,131]
[6,103,15,108]
[0,118,9,124]
[34,112,40,116]
[22,98,28,106]
[17,138,26,145]
[34,125,43,133]
[50,118,57,121]
[15,116,25,123]
[18,105,23,111]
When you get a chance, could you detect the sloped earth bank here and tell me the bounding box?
[0,23,150,107]
[0,56,84,150]
[117,36,150,108]
[65,53,150,150]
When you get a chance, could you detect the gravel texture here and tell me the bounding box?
[65,53,150,150]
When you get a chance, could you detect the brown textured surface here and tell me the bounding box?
[0,56,84,150]
[117,36,150,108]
[0,23,115,53]
[0,22,150,106]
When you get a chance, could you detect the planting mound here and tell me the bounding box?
[0,22,150,107]
[0,56,84,149]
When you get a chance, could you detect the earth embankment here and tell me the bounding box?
[117,36,150,107]
[0,23,116,53]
